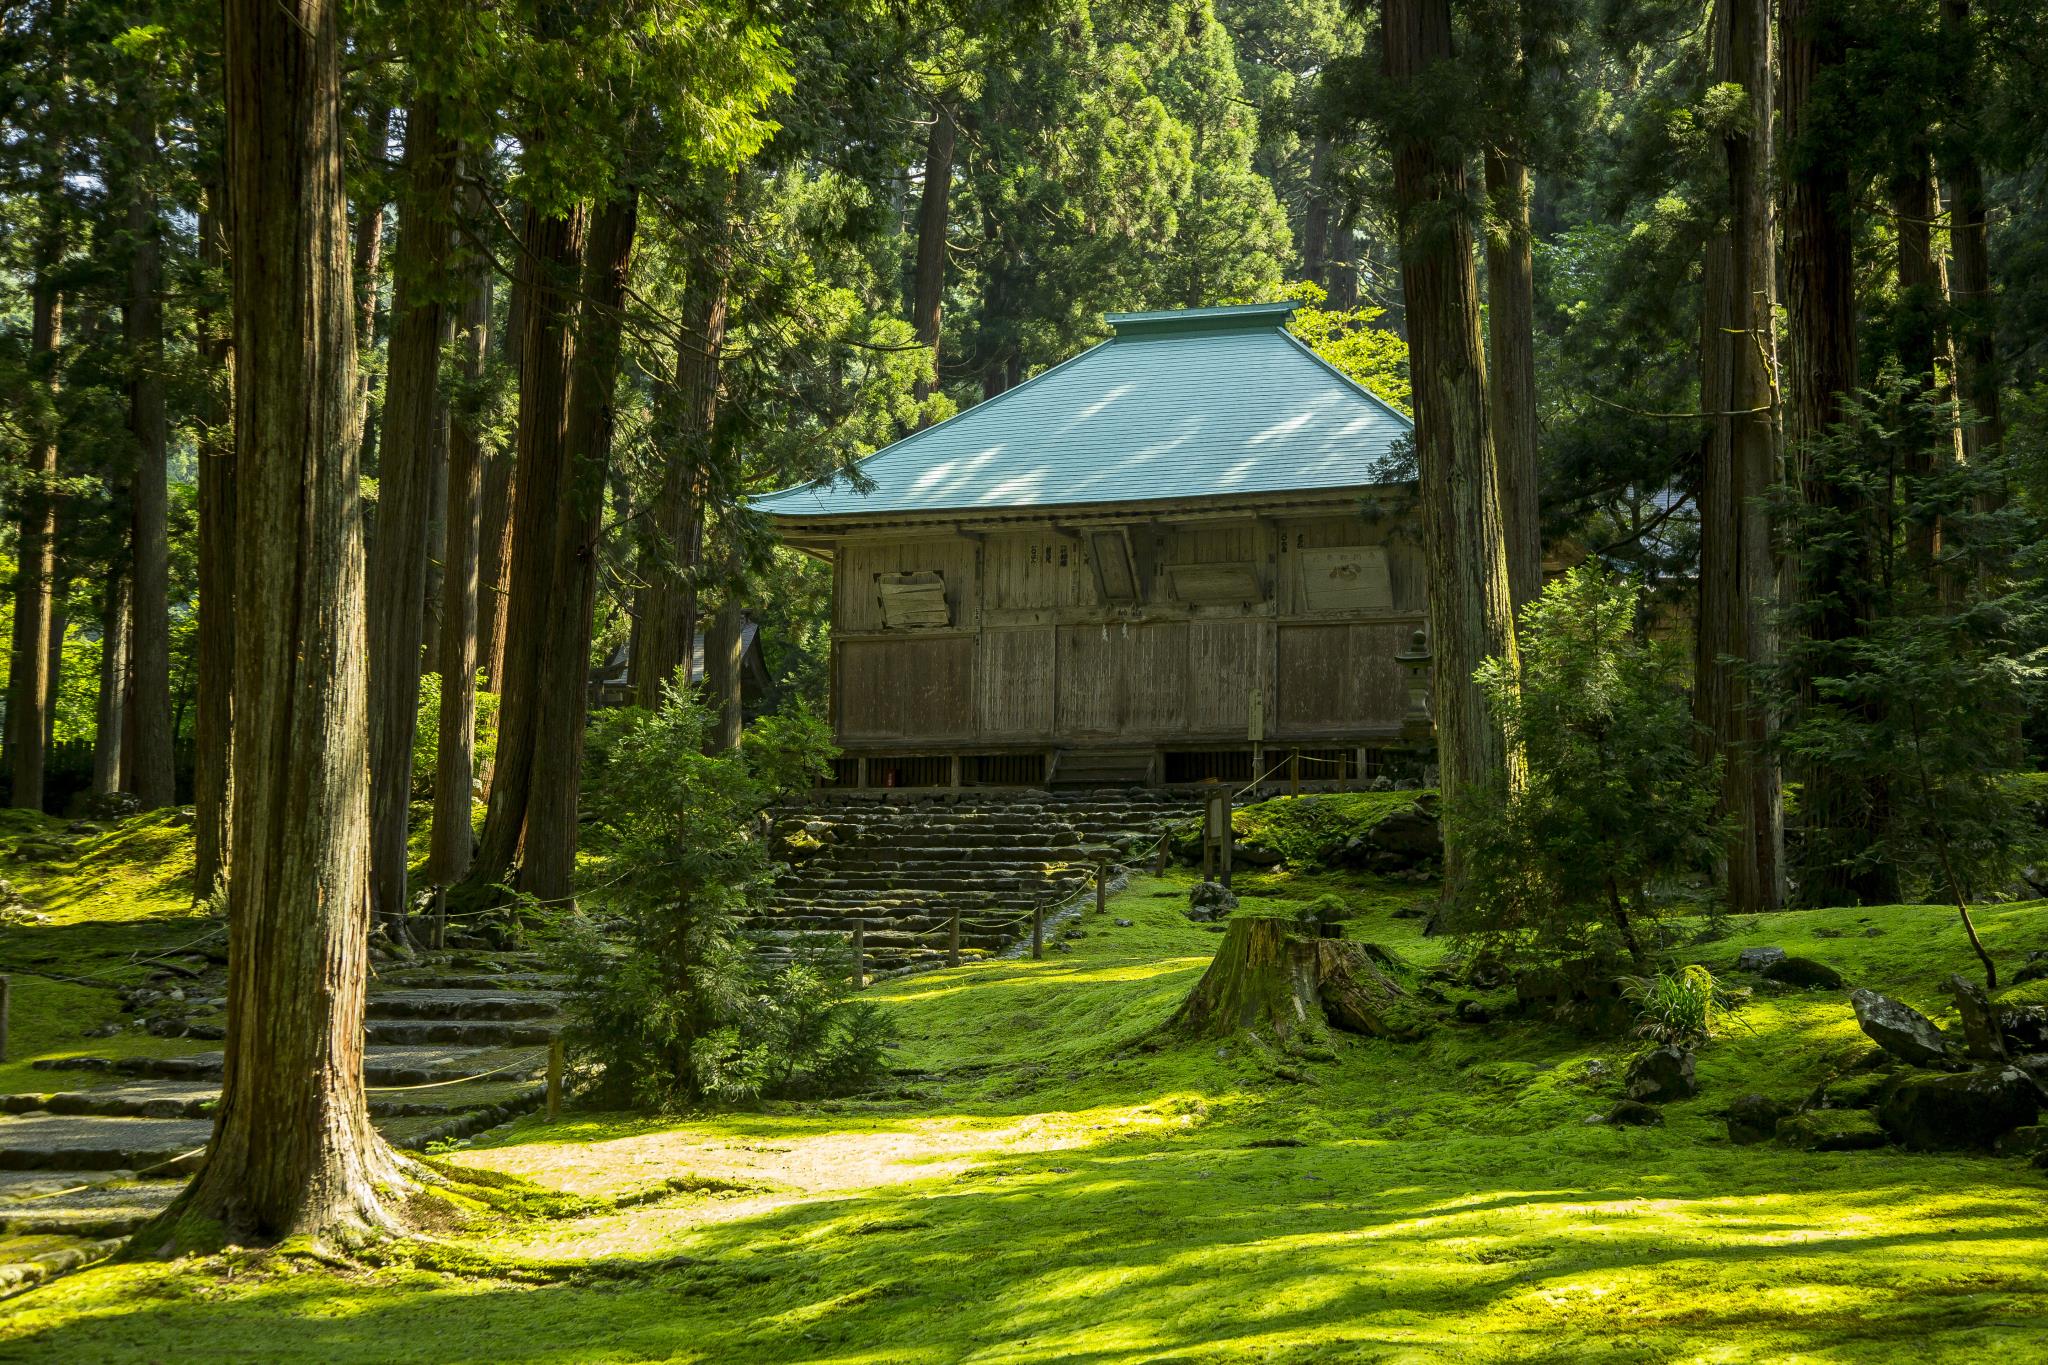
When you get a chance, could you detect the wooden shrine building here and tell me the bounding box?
[756,301,1424,790]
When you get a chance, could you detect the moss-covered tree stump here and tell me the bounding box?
[1170,917,1425,1042]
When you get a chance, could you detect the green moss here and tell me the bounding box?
[1226,790,1428,868]
[11,829,2048,1360]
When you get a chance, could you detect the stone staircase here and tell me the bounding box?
[0,951,564,1296]
[758,789,1201,971]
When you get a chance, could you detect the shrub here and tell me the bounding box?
[1444,565,1723,971]
[558,694,883,1110]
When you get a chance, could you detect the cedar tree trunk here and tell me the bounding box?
[428,234,491,888]
[521,189,637,905]
[160,0,411,1247]
[456,198,587,903]
[125,99,175,809]
[91,571,129,797]
[1483,146,1542,612]
[367,94,456,942]
[7,269,61,810]
[194,195,236,894]
[1381,0,1523,864]
[911,101,956,412]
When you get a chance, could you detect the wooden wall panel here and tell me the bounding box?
[1123,623,1188,733]
[1055,625,1122,736]
[837,636,974,741]
[1187,620,1262,735]
[1276,625,1349,732]
[977,627,1055,738]
[985,531,1090,612]
[837,537,977,631]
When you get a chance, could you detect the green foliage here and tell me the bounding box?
[409,673,501,801]
[1621,964,1742,1046]
[1279,279,1410,413]
[1445,566,1722,969]
[1770,377,2048,911]
[560,693,868,1109]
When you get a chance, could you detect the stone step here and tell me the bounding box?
[2,1175,182,1241]
[41,1043,550,1087]
[363,988,565,1022]
[374,972,568,992]
[363,1018,559,1046]
[2,1082,214,1121]
[0,1116,212,1174]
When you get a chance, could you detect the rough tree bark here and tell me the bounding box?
[1302,131,1332,290]
[1693,0,1784,914]
[1940,0,2000,466]
[1483,145,1542,612]
[351,100,390,465]
[157,0,412,1247]
[1170,917,1418,1042]
[428,228,491,890]
[367,94,457,943]
[7,256,62,811]
[522,189,638,906]
[1891,153,1950,570]
[703,545,745,755]
[454,198,587,904]
[90,571,128,798]
[911,101,956,413]
[631,212,727,709]
[194,193,236,895]
[1782,0,1894,905]
[125,97,175,809]
[476,265,525,694]
[1381,0,1523,869]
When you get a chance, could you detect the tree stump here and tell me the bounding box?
[1170,918,1427,1043]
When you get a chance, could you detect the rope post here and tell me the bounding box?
[947,908,961,968]
[1031,903,1044,960]
[852,918,866,991]
[1153,829,1168,877]
[0,974,10,1064]
[1095,862,1108,916]
[545,1036,564,1122]
[432,889,448,951]
[1289,750,1300,798]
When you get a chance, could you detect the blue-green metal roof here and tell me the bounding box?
[754,301,1412,521]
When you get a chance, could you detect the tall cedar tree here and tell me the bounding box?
[455,198,586,905]
[630,194,729,708]
[1780,0,1894,904]
[911,100,956,412]
[160,0,411,1245]
[522,188,638,903]
[367,92,457,942]
[7,219,62,810]
[428,214,491,891]
[1379,0,1523,865]
[1693,0,1784,911]
[125,92,175,807]
[1940,0,2000,465]
[194,192,235,894]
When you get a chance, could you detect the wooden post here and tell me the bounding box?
[0,975,10,1064]
[545,1036,564,1122]
[432,888,448,950]
[1031,903,1043,960]
[947,907,960,968]
[1220,806,1234,889]
[1153,829,1167,877]
[1095,861,1108,915]
[851,918,866,990]
[1289,749,1300,797]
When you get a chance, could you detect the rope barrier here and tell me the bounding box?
[364,1051,551,1092]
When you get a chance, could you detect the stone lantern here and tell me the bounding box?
[1394,627,1434,745]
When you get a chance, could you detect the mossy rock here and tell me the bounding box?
[1776,1109,1887,1152]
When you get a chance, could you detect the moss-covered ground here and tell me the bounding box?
[7,810,2048,1361]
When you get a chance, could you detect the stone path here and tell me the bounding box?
[0,951,563,1297]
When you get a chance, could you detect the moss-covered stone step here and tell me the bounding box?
[363,987,565,1022]
[0,1232,124,1299]
[0,1115,212,1173]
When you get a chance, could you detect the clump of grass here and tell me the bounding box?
[1621,964,1746,1045]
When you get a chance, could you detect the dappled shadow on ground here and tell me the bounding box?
[8,1108,2048,1363]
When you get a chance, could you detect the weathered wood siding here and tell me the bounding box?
[824,504,1424,751]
